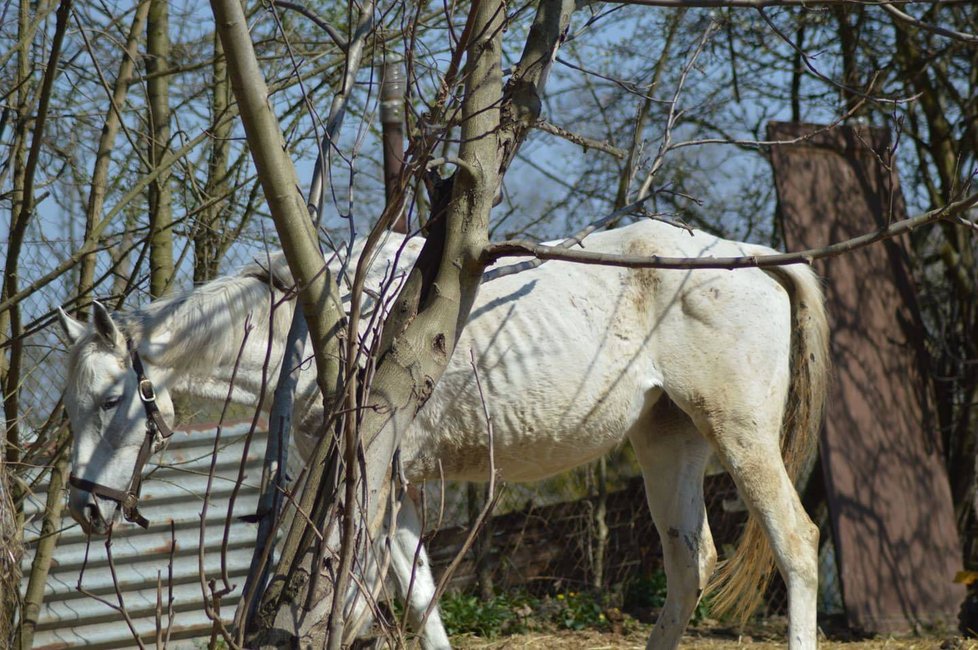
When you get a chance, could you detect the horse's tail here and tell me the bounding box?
[707,261,830,624]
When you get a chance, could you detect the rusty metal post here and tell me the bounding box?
[380,57,406,233]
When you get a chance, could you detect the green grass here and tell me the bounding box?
[432,570,714,640]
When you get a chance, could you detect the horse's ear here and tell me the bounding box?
[92,301,124,350]
[57,307,88,345]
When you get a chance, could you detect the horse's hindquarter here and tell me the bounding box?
[638,225,795,435]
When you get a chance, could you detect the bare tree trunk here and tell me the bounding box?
[146,0,174,297]
[790,17,805,123]
[209,0,344,402]
[195,31,231,284]
[77,0,151,307]
[15,438,68,650]
[4,0,67,461]
[240,3,379,636]
[313,0,503,640]
[832,5,865,118]
[2,3,70,641]
[380,56,407,233]
[215,0,505,644]
[211,0,578,643]
[2,0,32,472]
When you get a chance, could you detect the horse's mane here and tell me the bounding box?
[121,254,297,374]
[111,233,420,375]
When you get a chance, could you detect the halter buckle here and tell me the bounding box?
[138,379,156,403]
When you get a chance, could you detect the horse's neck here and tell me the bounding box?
[132,269,300,410]
[164,327,297,408]
[141,233,420,414]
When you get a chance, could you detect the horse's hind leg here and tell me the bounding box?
[698,399,818,650]
[629,397,717,650]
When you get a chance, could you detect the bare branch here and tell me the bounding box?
[272,1,350,50]
[637,19,717,199]
[534,118,628,158]
[209,0,345,404]
[483,190,978,270]
[878,2,978,43]
[484,192,660,281]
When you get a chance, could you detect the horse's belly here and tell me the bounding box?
[403,406,633,482]
[403,345,654,482]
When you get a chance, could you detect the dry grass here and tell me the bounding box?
[452,627,973,650]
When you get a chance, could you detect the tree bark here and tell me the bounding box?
[209,6,348,644]
[209,0,344,405]
[311,0,503,643]
[77,0,151,308]
[15,440,68,650]
[239,1,376,634]
[195,31,232,284]
[146,0,174,297]
[2,9,68,637]
[211,0,582,643]
[3,0,70,468]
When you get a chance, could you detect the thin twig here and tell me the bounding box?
[76,532,148,650]
[197,319,253,610]
[637,19,717,199]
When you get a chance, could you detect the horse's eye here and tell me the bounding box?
[101,396,121,411]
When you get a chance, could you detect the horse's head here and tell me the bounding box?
[57,303,175,534]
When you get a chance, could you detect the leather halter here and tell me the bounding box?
[68,340,175,529]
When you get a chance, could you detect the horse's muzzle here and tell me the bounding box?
[68,487,116,535]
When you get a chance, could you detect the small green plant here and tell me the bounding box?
[550,591,609,631]
[692,592,712,625]
[439,588,619,638]
[440,592,529,637]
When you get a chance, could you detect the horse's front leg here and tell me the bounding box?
[389,488,452,650]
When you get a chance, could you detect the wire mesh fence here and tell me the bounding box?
[418,454,806,621]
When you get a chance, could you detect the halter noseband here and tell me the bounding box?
[68,340,174,529]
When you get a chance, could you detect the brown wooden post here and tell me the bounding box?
[380,57,407,233]
[770,121,964,633]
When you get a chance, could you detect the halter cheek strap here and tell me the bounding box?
[68,340,175,529]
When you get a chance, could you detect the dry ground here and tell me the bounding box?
[452,627,973,650]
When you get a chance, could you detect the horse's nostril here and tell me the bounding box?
[86,503,102,525]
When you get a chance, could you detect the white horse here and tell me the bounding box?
[58,218,829,649]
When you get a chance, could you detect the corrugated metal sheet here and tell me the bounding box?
[21,423,269,649]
